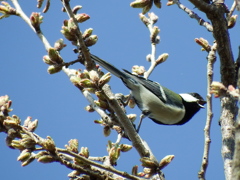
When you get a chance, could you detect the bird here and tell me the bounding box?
[90,54,206,130]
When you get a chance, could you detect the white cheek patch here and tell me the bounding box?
[179,93,198,102]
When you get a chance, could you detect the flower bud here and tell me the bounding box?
[79,79,96,88]
[61,26,76,41]
[42,136,55,152]
[94,99,108,109]
[37,155,55,163]
[48,47,64,64]
[89,70,100,82]
[95,91,106,101]
[75,13,90,23]
[154,0,161,8]
[98,72,111,88]
[109,146,121,165]
[17,149,31,162]
[30,12,43,32]
[142,2,152,14]
[130,0,151,8]
[228,15,237,29]
[210,81,227,98]
[94,120,103,124]
[159,155,174,170]
[20,136,36,149]
[28,119,38,132]
[120,144,132,152]
[11,140,25,150]
[43,55,55,65]
[21,156,35,167]
[72,5,82,14]
[0,2,18,17]
[70,76,81,86]
[103,126,111,137]
[84,35,98,47]
[194,38,210,51]
[150,26,160,44]
[54,39,66,51]
[155,53,169,65]
[139,13,150,26]
[140,157,158,168]
[82,28,93,39]
[84,88,96,93]
[148,12,158,24]
[132,65,145,76]
[79,147,89,158]
[79,70,90,79]
[47,65,62,74]
[66,139,79,153]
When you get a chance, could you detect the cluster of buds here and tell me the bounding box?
[70,69,111,108]
[107,141,132,165]
[65,139,79,153]
[139,12,159,27]
[130,0,161,14]
[41,136,56,152]
[132,65,146,76]
[3,115,21,129]
[23,116,38,132]
[43,46,65,74]
[30,12,43,32]
[210,81,239,99]
[0,95,12,118]
[195,38,211,51]
[82,28,98,47]
[0,1,19,19]
[135,155,174,178]
[139,13,160,44]
[210,81,227,98]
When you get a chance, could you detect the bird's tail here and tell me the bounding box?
[90,54,129,79]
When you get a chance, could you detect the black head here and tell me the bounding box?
[177,93,206,125]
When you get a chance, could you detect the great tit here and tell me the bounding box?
[90,54,206,127]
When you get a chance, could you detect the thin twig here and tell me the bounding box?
[11,0,51,50]
[198,42,217,180]
[173,0,213,32]
[144,19,157,79]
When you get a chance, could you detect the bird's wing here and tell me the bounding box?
[123,69,167,103]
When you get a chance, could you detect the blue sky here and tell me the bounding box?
[0,1,239,180]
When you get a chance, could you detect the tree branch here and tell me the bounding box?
[173,0,213,32]
[198,42,217,180]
